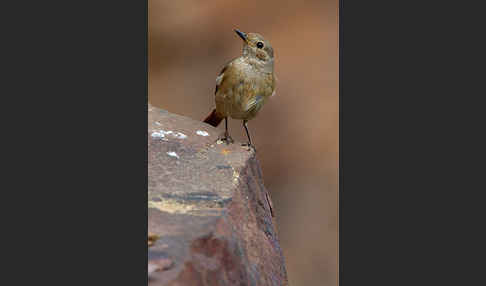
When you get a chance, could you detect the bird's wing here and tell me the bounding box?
[244,95,265,113]
[214,59,236,95]
[215,67,226,95]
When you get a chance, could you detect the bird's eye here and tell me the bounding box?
[256,42,264,49]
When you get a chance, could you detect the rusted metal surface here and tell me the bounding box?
[148,104,288,286]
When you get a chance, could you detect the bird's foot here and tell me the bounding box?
[220,134,234,145]
[241,142,256,152]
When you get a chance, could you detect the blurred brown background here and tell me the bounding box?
[149,0,338,285]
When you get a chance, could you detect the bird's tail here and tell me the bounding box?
[203,109,224,127]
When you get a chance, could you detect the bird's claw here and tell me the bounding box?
[220,135,234,145]
[241,143,256,152]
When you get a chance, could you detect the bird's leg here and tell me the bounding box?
[221,117,234,144]
[241,120,256,151]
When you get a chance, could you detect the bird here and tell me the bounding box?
[203,29,276,151]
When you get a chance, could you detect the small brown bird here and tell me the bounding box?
[203,29,276,150]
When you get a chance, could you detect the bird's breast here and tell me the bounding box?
[215,59,275,120]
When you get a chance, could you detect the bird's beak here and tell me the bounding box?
[234,29,248,43]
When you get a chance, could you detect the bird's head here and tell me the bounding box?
[235,29,274,66]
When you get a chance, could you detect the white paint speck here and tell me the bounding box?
[155,121,161,126]
[232,170,240,184]
[166,151,179,159]
[151,131,165,138]
[151,130,186,140]
[196,130,209,136]
[174,132,187,139]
